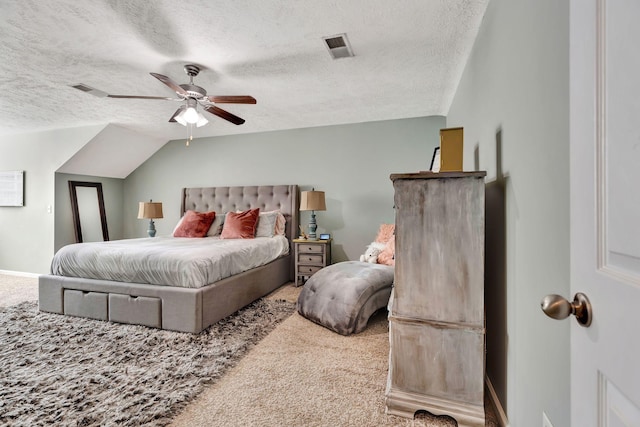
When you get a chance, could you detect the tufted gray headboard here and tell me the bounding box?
[180,185,299,246]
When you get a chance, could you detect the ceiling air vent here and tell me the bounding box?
[71,84,107,97]
[322,33,354,59]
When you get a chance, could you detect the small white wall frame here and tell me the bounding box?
[0,171,24,207]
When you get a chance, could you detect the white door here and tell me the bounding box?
[570,0,640,425]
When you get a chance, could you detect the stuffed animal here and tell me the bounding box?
[359,242,386,263]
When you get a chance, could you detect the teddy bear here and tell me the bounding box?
[359,241,386,263]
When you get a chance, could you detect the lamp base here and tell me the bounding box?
[308,211,318,241]
[147,219,156,238]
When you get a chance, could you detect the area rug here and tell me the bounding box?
[0,299,295,427]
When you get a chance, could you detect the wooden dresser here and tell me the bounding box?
[386,171,486,426]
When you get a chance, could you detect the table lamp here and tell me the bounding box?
[299,189,326,240]
[138,200,163,237]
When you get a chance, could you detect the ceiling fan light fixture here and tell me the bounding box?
[174,112,188,126]
[181,98,199,124]
[196,113,208,127]
[183,107,199,124]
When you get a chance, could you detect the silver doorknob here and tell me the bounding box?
[540,292,592,327]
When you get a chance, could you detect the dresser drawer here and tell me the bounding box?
[297,244,324,254]
[298,253,324,264]
[298,265,322,276]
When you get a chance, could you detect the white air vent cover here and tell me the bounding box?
[322,33,354,59]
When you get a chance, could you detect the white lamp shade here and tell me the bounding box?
[175,113,188,126]
[183,107,199,124]
[300,191,326,211]
[196,113,209,127]
[137,202,163,219]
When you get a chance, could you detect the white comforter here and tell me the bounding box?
[50,236,290,288]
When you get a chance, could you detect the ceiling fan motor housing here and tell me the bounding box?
[179,84,207,99]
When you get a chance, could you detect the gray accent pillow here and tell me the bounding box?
[297,261,394,335]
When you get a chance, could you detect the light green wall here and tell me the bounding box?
[54,173,125,252]
[0,126,103,274]
[447,0,570,426]
[124,116,445,261]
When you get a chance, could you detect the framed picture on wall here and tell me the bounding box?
[430,147,441,172]
[0,170,24,206]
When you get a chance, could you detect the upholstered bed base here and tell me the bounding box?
[39,184,299,333]
[39,255,290,333]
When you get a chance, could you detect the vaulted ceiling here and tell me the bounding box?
[0,1,488,142]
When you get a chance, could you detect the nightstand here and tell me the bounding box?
[294,239,332,287]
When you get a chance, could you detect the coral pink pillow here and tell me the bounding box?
[273,211,286,236]
[377,236,395,266]
[375,224,395,244]
[173,210,216,238]
[221,208,260,239]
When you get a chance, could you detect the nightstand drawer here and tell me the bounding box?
[298,244,324,254]
[298,253,324,264]
[298,265,322,276]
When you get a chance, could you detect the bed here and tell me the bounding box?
[39,185,299,333]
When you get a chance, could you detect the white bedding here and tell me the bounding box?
[50,235,290,288]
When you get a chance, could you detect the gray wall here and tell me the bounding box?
[0,125,104,273]
[123,116,445,262]
[446,0,570,426]
[55,173,125,252]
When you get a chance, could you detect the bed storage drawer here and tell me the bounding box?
[63,290,108,320]
[109,294,162,328]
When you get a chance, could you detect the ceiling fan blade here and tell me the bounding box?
[203,105,246,125]
[207,96,257,104]
[107,95,177,100]
[150,72,188,96]
[168,106,186,122]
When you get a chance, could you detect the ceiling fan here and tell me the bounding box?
[73,64,256,127]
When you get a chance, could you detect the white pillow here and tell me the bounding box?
[255,211,279,237]
[207,213,225,237]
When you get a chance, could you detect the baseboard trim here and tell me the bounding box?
[0,270,40,279]
[486,376,510,427]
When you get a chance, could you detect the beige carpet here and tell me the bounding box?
[1,274,497,426]
[172,285,498,427]
[0,273,38,307]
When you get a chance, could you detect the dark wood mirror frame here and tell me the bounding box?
[69,181,109,243]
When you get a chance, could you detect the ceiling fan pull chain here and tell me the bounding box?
[186,123,193,147]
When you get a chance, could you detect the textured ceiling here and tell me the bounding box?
[0,0,488,141]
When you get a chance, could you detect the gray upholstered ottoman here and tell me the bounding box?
[297,261,394,336]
